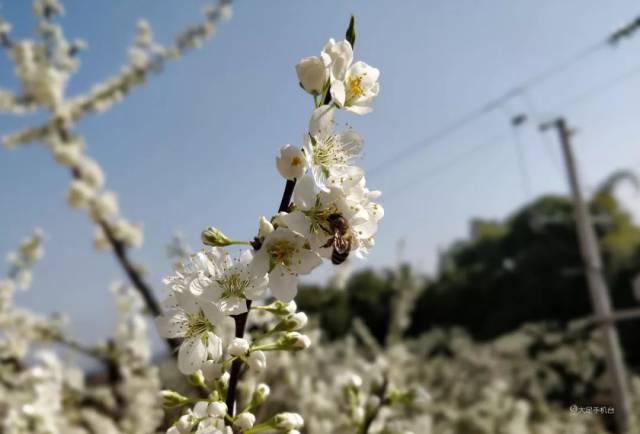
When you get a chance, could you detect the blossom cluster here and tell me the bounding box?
[157,20,384,434]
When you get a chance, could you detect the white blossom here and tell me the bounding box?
[155,290,226,375]
[304,105,364,192]
[251,227,322,302]
[200,248,268,315]
[277,144,307,181]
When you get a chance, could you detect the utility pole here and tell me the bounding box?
[542,118,630,432]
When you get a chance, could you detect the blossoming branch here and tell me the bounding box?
[157,16,384,434]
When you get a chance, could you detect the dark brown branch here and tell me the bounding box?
[224,178,297,422]
[225,301,251,416]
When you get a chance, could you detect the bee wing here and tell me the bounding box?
[334,236,351,254]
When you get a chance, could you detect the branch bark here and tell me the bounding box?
[224,179,296,421]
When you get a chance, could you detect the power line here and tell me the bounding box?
[369,15,640,178]
[383,132,509,200]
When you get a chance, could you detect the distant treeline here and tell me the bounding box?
[297,174,640,368]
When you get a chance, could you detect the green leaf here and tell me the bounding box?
[345,15,356,48]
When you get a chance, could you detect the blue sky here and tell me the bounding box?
[1,0,640,344]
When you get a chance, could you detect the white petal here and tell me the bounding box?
[201,301,225,326]
[346,104,373,115]
[178,336,207,375]
[289,249,322,275]
[309,104,335,138]
[176,290,200,315]
[269,266,298,302]
[155,310,188,338]
[293,175,316,211]
[218,297,247,315]
[250,248,270,276]
[206,331,223,361]
[245,274,268,300]
[279,211,312,238]
[330,81,346,107]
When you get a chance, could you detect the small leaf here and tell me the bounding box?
[345,15,356,48]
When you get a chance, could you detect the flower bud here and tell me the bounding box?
[201,227,234,247]
[202,360,223,381]
[274,312,308,332]
[276,144,307,181]
[251,383,270,406]
[112,219,144,248]
[89,191,119,221]
[258,216,274,238]
[94,226,110,250]
[188,370,206,388]
[160,390,189,408]
[208,401,227,418]
[176,415,193,434]
[76,157,105,189]
[247,350,266,372]
[228,337,250,356]
[67,180,94,209]
[273,412,304,430]
[279,332,311,351]
[260,300,296,316]
[233,412,256,430]
[51,143,80,166]
[339,373,363,389]
[219,371,230,387]
[193,401,209,418]
[296,55,329,95]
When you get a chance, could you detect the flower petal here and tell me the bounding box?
[289,249,322,275]
[269,266,298,302]
[155,310,188,338]
[309,104,335,138]
[330,81,346,108]
[178,336,207,375]
[293,175,316,211]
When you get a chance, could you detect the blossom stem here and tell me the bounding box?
[224,179,297,423]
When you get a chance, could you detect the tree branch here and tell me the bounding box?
[224,178,296,421]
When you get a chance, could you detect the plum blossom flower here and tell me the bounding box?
[279,175,383,258]
[322,39,379,114]
[331,61,379,114]
[155,290,226,374]
[200,248,268,315]
[276,144,307,181]
[251,227,322,302]
[304,104,364,191]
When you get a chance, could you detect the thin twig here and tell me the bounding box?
[68,167,178,352]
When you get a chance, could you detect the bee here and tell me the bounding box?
[322,213,353,265]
